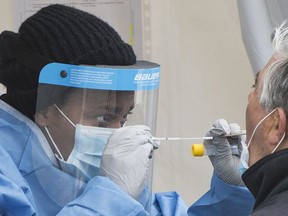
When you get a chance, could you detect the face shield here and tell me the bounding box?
[35,61,160,212]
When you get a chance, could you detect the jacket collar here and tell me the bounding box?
[242,149,288,209]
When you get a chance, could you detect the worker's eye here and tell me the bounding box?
[96,113,127,127]
[96,114,119,123]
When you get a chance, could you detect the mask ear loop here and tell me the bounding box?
[53,104,76,128]
[247,108,277,148]
[45,104,76,161]
[44,126,64,160]
[271,132,286,154]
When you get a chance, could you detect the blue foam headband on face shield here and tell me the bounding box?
[38,62,160,91]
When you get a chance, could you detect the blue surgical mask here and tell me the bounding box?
[239,108,285,175]
[45,104,115,181]
[239,140,249,175]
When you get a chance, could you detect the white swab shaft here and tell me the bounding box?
[153,137,213,141]
[153,133,245,141]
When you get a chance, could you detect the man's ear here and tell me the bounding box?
[269,107,286,145]
[276,107,286,135]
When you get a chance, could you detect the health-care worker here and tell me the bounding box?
[0,4,254,216]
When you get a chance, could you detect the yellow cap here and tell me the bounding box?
[191,144,205,156]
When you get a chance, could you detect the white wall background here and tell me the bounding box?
[150,0,253,205]
[0,0,253,206]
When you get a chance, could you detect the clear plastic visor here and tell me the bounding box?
[35,61,160,213]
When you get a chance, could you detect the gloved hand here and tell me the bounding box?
[100,125,160,199]
[204,119,245,186]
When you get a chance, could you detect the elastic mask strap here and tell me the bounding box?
[271,132,286,154]
[53,104,76,128]
[247,108,277,148]
[44,126,64,160]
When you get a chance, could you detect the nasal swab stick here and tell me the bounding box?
[153,133,245,141]
[153,137,213,141]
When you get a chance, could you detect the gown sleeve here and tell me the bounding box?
[0,147,36,216]
[187,172,255,216]
[57,176,148,216]
[151,191,188,216]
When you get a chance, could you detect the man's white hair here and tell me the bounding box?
[260,21,288,113]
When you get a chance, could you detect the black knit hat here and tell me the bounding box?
[0,4,136,120]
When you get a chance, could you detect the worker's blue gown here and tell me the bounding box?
[0,100,254,216]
